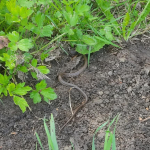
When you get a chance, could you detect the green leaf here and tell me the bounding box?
[35,132,45,150]
[82,35,97,45]
[75,4,90,16]
[122,12,130,39]
[18,38,34,51]
[76,28,83,39]
[20,18,28,26]
[55,11,62,18]
[23,53,33,62]
[40,25,53,37]
[43,97,49,103]
[34,11,45,28]
[62,25,74,35]
[30,90,41,104]
[37,66,50,74]
[0,74,10,85]
[104,131,113,150]
[31,58,37,67]
[63,11,78,26]
[13,84,32,96]
[19,66,28,73]
[17,0,34,8]
[13,95,29,113]
[92,36,106,53]
[37,0,50,5]
[7,31,19,42]
[40,53,49,61]
[31,71,38,80]
[5,13,20,24]
[16,82,25,88]
[104,26,114,41]
[18,26,26,33]
[0,85,3,95]
[7,83,15,96]
[26,22,36,31]
[3,88,8,96]
[0,31,5,36]
[76,44,88,54]
[43,118,54,150]
[8,42,18,51]
[19,7,33,18]
[35,80,47,91]
[40,87,57,101]
[50,114,59,150]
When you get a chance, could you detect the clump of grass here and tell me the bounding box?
[36,114,120,150]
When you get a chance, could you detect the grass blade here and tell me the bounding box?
[104,131,113,150]
[122,12,130,40]
[112,114,120,150]
[112,133,116,150]
[50,114,59,150]
[44,118,53,150]
[108,114,118,130]
[87,24,120,48]
[126,0,150,39]
[35,132,45,150]
[92,121,109,150]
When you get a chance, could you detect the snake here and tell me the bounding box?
[58,55,88,132]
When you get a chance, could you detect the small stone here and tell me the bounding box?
[105,99,109,103]
[146,98,149,102]
[93,97,103,104]
[64,145,72,150]
[100,104,105,107]
[127,86,132,93]
[104,91,109,95]
[108,71,113,76]
[144,83,149,87]
[142,95,146,99]
[144,65,150,75]
[98,91,103,96]
[119,57,126,62]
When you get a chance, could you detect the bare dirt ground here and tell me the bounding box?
[1,34,150,150]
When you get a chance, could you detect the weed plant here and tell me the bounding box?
[0,0,150,112]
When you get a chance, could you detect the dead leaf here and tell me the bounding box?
[0,36,9,49]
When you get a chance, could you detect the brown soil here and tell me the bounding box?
[1,35,150,150]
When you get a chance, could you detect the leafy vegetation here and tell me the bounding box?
[36,114,120,150]
[0,0,150,112]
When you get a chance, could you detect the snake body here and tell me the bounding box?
[58,55,88,132]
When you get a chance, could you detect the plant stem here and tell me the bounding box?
[31,33,66,54]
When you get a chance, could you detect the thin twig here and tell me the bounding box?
[140,116,150,122]
[69,87,74,115]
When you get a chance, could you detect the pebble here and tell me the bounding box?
[98,91,103,95]
[93,97,103,104]
[104,91,109,95]
[127,86,132,93]
[108,71,113,76]
[100,104,105,107]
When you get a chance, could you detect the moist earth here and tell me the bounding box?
[1,35,150,150]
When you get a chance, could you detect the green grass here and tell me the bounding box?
[36,114,120,150]
[0,0,149,116]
